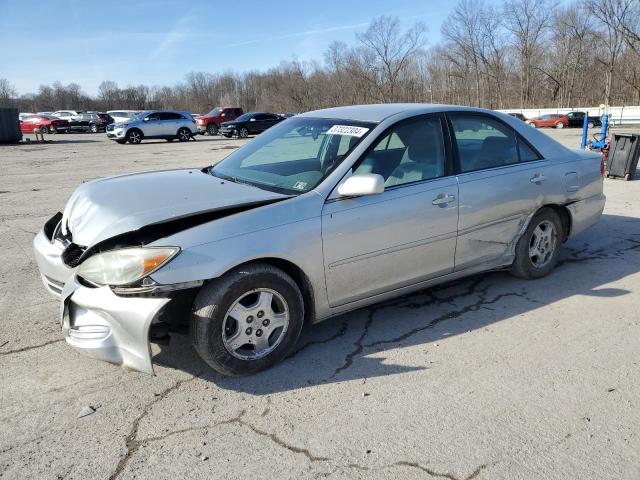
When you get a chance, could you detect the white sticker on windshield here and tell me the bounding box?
[326,125,369,137]
[293,181,308,191]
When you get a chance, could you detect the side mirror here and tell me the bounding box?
[249,118,256,122]
[143,117,150,122]
[337,174,385,197]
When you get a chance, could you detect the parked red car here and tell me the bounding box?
[19,114,69,134]
[526,114,569,129]
[195,106,243,135]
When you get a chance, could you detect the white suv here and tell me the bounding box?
[106,110,197,144]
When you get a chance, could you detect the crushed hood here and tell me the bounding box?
[61,168,287,247]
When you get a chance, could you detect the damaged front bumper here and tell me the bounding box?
[33,225,186,375]
[61,277,170,374]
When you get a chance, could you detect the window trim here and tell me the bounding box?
[446,111,544,175]
[348,112,454,192]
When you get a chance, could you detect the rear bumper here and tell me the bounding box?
[567,193,606,238]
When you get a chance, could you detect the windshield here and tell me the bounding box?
[234,113,253,122]
[128,111,151,121]
[207,107,222,116]
[210,117,374,195]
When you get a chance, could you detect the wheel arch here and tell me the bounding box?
[208,257,316,327]
[536,203,572,242]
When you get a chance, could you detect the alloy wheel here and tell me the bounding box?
[529,220,557,268]
[221,288,290,360]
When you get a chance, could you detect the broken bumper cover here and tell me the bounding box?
[61,277,170,374]
[34,227,171,374]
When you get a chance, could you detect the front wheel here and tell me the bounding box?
[90,123,98,133]
[39,125,48,134]
[177,127,191,142]
[206,124,218,135]
[126,129,143,144]
[527,122,536,128]
[588,121,595,128]
[190,263,304,376]
[238,127,249,138]
[511,208,562,279]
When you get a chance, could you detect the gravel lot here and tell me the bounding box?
[1,126,639,479]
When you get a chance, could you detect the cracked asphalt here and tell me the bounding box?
[1,129,640,479]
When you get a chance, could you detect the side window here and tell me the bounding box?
[450,115,518,172]
[146,113,161,121]
[518,138,542,162]
[354,117,446,187]
[160,112,181,120]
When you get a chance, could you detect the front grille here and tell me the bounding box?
[62,243,86,267]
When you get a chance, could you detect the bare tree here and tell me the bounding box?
[0,78,17,107]
[355,16,427,102]
[503,0,554,107]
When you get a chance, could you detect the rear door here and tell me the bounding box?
[322,114,459,307]
[449,112,550,270]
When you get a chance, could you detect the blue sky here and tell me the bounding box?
[1,0,455,96]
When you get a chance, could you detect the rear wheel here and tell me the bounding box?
[206,123,218,136]
[126,129,143,144]
[177,127,191,142]
[527,122,536,128]
[90,123,98,133]
[39,125,48,134]
[555,122,564,129]
[511,208,562,279]
[238,127,249,138]
[190,263,304,376]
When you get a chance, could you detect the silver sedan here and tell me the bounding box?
[33,104,606,375]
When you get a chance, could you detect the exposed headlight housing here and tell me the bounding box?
[116,123,128,129]
[77,247,180,286]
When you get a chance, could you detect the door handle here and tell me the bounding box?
[432,193,456,206]
[530,174,547,183]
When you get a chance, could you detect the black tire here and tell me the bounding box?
[177,127,191,142]
[190,263,305,376]
[206,123,218,135]
[511,208,563,279]
[126,129,143,144]
[90,123,98,133]
[39,125,48,134]
[238,127,249,138]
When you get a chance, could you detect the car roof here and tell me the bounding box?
[300,103,527,123]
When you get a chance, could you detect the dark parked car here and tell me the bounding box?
[219,112,284,138]
[67,113,113,133]
[508,112,527,121]
[566,111,601,128]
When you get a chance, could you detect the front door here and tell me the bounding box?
[322,115,459,307]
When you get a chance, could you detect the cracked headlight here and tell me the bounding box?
[77,247,180,286]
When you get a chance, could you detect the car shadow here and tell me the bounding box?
[153,213,640,394]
